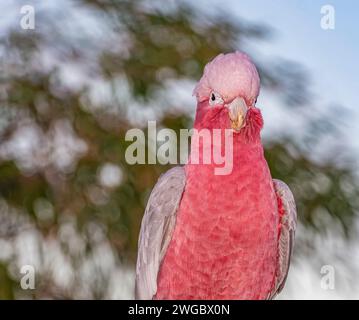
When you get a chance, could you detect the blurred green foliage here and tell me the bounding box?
[0,0,358,299]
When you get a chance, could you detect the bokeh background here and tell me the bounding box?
[0,0,358,299]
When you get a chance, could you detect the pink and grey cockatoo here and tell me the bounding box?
[135,51,297,300]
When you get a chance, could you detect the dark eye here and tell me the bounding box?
[209,91,223,106]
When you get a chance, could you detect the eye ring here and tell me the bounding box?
[209,91,223,106]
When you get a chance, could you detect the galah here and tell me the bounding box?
[135,51,297,300]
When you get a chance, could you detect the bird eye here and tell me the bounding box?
[209,91,223,106]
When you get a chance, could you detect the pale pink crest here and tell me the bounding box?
[193,51,260,105]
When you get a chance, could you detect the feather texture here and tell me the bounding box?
[269,179,297,299]
[135,166,186,299]
[155,141,279,299]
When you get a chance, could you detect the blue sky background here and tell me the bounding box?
[230,0,359,107]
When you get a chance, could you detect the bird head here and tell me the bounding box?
[193,51,263,141]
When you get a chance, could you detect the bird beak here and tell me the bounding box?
[226,97,248,131]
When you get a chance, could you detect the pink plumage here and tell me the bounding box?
[135,52,297,300]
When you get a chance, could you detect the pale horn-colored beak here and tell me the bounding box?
[226,97,248,131]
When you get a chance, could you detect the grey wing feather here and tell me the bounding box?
[135,166,186,300]
[269,179,297,299]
